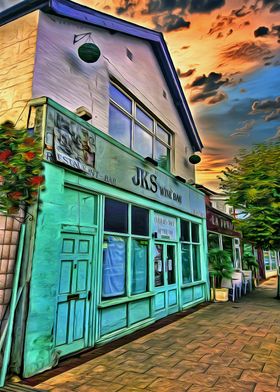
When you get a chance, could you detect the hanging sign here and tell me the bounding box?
[53,112,96,176]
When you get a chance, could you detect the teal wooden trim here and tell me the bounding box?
[0,224,26,387]
[64,177,203,222]
[181,297,206,310]
[61,225,98,234]
[98,292,155,308]
[202,218,210,301]
[181,281,206,289]
[96,318,155,346]
[31,97,204,196]
[127,204,132,298]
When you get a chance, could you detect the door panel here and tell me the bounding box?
[55,234,93,356]
[154,242,178,319]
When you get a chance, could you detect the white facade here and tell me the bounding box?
[33,12,196,181]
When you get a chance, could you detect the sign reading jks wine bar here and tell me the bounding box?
[44,105,206,218]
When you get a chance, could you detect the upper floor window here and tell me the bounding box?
[109,82,172,171]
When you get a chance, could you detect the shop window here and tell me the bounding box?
[180,220,190,242]
[192,245,201,281]
[104,198,128,233]
[102,236,126,298]
[192,223,200,243]
[207,232,220,249]
[109,81,172,171]
[182,244,192,284]
[131,239,148,294]
[131,206,149,236]
[181,220,202,283]
[222,235,234,262]
[102,199,150,300]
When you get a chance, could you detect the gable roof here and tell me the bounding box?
[1,0,203,151]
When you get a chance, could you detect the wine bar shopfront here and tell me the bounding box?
[18,98,208,377]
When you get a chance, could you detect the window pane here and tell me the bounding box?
[132,206,149,236]
[154,244,164,287]
[182,244,191,284]
[134,124,153,158]
[109,84,132,113]
[155,140,170,171]
[193,245,201,281]
[157,124,170,144]
[136,107,153,131]
[207,232,220,249]
[102,236,126,298]
[104,198,128,233]
[180,220,190,242]
[109,104,131,147]
[192,223,200,243]
[167,245,176,284]
[131,239,148,294]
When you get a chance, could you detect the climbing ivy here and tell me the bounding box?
[0,121,44,214]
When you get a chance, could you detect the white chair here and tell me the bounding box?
[242,270,252,292]
[232,271,242,298]
[221,278,236,302]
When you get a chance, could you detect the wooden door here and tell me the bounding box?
[55,233,93,356]
[154,242,179,319]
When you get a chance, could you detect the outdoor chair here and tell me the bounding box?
[221,278,236,302]
[232,271,243,298]
[242,270,252,292]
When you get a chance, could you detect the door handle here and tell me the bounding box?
[67,293,80,301]
[88,290,92,301]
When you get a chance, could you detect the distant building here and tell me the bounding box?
[196,185,242,269]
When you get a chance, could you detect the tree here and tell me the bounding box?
[219,142,280,250]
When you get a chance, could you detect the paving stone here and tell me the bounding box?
[148,377,190,391]
[254,383,280,392]
[146,366,186,379]
[214,376,255,391]
[240,370,278,386]
[113,371,157,389]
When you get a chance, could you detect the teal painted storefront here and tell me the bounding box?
[22,98,209,377]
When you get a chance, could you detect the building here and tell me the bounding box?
[1,0,209,378]
[196,185,242,269]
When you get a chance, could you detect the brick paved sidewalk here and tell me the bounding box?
[30,278,280,391]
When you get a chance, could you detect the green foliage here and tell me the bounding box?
[0,121,44,214]
[220,142,280,249]
[208,248,234,288]
[242,253,259,270]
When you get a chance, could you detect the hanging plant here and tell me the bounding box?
[0,121,44,214]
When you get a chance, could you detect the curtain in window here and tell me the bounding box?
[131,240,148,295]
[102,236,126,298]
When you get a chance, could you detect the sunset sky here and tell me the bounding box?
[2,0,280,190]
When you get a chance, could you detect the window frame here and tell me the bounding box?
[109,81,173,171]
[180,220,202,285]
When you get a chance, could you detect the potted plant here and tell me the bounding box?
[242,252,259,288]
[208,248,234,302]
